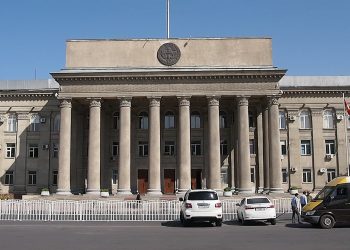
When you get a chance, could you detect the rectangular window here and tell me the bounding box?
[112,142,119,156]
[327,169,336,182]
[28,171,37,185]
[220,140,228,156]
[279,111,286,129]
[6,143,16,158]
[29,144,39,158]
[112,169,118,185]
[5,171,14,185]
[250,168,255,183]
[249,139,255,155]
[282,169,288,183]
[52,170,58,185]
[280,140,287,155]
[138,141,148,157]
[302,169,312,183]
[53,143,59,158]
[7,114,17,132]
[301,140,311,155]
[191,141,201,156]
[164,141,175,156]
[325,140,335,155]
[248,112,255,128]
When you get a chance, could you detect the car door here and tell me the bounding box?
[325,184,349,222]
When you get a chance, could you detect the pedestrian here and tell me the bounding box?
[291,193,301,223]
[136,192,142,203]
[300,191,307,208]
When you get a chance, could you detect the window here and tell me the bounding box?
[280,140,287,155]
[29,144,39,158]
[7,114,17,132]
[53,114,60,132]
[191,111,201,128]
[302,169,312,183]
[250,168,255,183]
[164,141,175,156]
[138,141,148,157]
[299,110,311,129]
[112,142,119,156]
[112,169,118,185]
[325,140,335,155]
[28,171,37,185]
[112,112,119,129]
[279,111,287,129]
[301,140,311,155]
[138,112,148,129]
[282,169,288,183]
[323,110,334,129]
[164,111,175,129]
[327,169,336,183]
[191,141,201,156]
[219,111,227,128]
[52,170,58,185]
[53,143,59,158]
[220,140,228,156]
[30,114,40,132]
[249,139,255,154]
[248,111,255,128]
[6,143,16,158]
[5,171,14,185]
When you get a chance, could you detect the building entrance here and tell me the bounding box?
[138,169,148,194]
[191,169,202,189]
[164,169,175,194]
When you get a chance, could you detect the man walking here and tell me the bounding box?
[291,193,301,223]
[300,191,307,208]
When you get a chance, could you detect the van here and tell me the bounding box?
[302,176,350,229]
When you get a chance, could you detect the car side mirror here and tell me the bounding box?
[179,197,184,202]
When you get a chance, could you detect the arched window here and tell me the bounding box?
[113,112,119,129]
[164,111,175,129]
[191,111,201,129]
[138,112,148,129]
[323,110,334,129]
[53,114,60,132]
[299,110,311,129]
[30,114,40,132]
[219,111,227,129]
[7,113,17,132]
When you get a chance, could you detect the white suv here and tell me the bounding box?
[179,189,223,227]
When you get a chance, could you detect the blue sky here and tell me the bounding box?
[0,0,349,80]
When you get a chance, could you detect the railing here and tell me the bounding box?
[0,199,292,222]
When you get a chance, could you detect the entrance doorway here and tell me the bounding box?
[138,169,148,194]
[164,169,175,194]
[191,169,202,189]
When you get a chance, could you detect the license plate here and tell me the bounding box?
[198,203,209,208]
[255,208,266,211]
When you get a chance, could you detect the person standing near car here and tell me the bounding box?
[291,193,301,223]
[300,191,307,208]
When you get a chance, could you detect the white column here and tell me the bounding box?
[177,96,191,193]
[86,98,101,195]
[117,97,132,195]
[207,96,222,193]
[256,106,264,193]
[263,103,270,193]
[57,99,72,195]
[147,97,162,196]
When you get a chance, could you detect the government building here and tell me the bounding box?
[0,38,349,196]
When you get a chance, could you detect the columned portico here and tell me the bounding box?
[147,97,162,195]
[177,96,191,194]
[268,97,283,193]
[57,99,72,195]
[237,96,253,193]
[117,97,132,195]
[86,98,101,195]
[207,96,221,192]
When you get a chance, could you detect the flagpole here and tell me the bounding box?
[343,93,349,176]
[166,0,170,39]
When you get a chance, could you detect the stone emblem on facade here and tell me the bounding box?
[157,43,181,66]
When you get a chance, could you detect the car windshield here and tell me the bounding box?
[188,191,218,200]
[314,186,335,200]
[247,198,270,204]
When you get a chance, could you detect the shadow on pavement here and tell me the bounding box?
[161,221,217,228]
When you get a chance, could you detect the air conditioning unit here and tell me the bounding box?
[291,167,297,172]
[326,154,334,160]
[0,116,4,123]
[280,155,284,160]
[288,115,296,121]
[320,168,327,173]
[40,117,46,123]
[42,144,49,150]
[336,114,344,120]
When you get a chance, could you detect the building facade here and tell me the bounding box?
[0,38,349,196]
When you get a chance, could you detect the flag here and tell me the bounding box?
[344,99,350,115]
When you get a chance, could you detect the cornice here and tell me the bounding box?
[0,93,55,98]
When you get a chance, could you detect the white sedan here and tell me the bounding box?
[236,196,277,225]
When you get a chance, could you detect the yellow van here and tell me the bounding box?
[302,176,350,229]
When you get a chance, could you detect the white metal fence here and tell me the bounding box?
[0,199,292,222]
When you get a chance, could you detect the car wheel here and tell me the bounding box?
[216,219,222,227]
[319,214,335,229]
[241,216,246,225]
[183,219,191,227]
[180,212,184,224]
[270,219,276,225]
